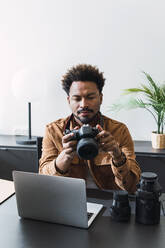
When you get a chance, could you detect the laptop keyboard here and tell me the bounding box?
[87,212,94,220]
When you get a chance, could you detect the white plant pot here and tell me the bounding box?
[151,132,165,149]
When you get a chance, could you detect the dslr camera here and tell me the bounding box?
[65,124,99,160]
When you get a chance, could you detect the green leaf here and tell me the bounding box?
[122,88,145,95]
[109,71,165,133]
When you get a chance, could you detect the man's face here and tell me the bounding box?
[67,81,103,124]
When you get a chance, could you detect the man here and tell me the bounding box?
[39,64,141,193]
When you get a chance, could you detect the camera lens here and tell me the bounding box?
[140,172,159,193]
[77,138,98,160]
[110,190,131,222]
[135,172,161,225]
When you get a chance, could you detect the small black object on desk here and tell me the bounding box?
[136,172,162,225]
[110,190,131,222]
[15,102,37,145]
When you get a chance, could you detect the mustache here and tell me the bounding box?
[77,107,93,114]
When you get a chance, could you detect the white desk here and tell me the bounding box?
[0,179,15,204]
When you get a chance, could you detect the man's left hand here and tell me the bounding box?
[96,124,122,160]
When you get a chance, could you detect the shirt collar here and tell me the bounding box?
[64,112,104,132]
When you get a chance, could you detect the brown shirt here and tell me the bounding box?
[39,115,141,193]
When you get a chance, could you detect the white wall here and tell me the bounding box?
[0,0,165,140]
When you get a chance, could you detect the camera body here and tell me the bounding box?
[65,124,99,160]
[135,172,162,225]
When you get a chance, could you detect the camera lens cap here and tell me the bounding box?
[113,190,129,202]
[141,172,158,180]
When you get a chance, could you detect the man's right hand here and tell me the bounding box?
[55,130,78,173]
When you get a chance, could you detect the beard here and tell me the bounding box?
[73,114,95,124]
[73,110,99,124]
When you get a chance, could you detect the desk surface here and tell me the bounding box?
[0,179,15,204]
[1,135,165,154]
[1,135,165,159]
[0,134,36,149]
[0,190,165,248]
[134,140,165,156]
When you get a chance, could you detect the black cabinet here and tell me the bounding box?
[134,140,165,192]
[0,135,38,181]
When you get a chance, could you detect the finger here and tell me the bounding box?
[98,135,111,144]
[63,140,77,149]
[100,143,111,152]
[73,126,79,130]
[65,147,73,154]
[62,132,75,143]
[96,130,109,140]
[65,147,76,155]
[96,124,103,132]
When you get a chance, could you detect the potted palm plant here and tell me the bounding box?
[110,72,165,149]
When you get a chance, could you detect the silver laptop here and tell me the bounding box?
[13,171,103,229]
